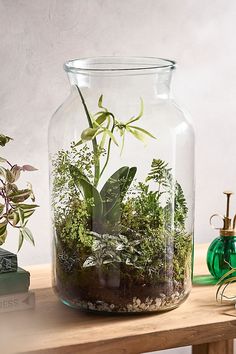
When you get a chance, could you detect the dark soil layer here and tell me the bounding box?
[54,262,189,313]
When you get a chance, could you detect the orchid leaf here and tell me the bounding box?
[100,166,129,210]
[101,166,137,221]
[78,178,103,219]
[69,165,90,183]
[69,165,103,219]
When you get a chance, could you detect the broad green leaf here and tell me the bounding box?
[100,166,129,208]
[125,167,137,190]
[69,165,90,183]
[104,200,122,223]
[69,165,103,219]
[77,178,103,219]
[129,125,156,139]
[104,167,137,222]
[101,166,136,222]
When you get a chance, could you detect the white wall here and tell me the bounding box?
[1,1,236,353]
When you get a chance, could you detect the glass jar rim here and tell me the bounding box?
[64,56,176,74]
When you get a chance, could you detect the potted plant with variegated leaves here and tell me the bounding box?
[0,134,38,251]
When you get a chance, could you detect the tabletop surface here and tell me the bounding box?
[1,244,236,354]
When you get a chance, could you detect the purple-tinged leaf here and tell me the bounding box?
[21,165,38,172]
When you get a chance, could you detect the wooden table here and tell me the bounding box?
[0,244,236,354]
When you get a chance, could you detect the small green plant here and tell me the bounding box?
[0,134,38,251]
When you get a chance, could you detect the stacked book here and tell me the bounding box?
[0,248,35,313]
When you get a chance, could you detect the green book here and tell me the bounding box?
[0,267,30,296]
[0,248,18,273]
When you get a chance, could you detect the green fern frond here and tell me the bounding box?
[174,182,188,228]
[146,159,172,189]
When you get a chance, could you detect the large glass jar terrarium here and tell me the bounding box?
[49,57,194,313]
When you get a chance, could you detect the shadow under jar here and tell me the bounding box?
[48,57,195,314]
